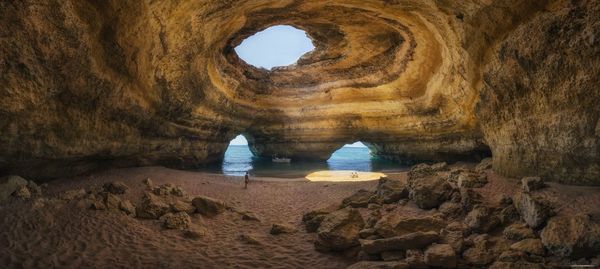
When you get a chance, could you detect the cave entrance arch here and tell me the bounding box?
[327,141,373,171]
[234,25,314,70]
[222,135,254,176]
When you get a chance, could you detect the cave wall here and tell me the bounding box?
[0,0,597,185]
[478,0,600,185]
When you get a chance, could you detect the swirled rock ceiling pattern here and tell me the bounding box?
[0,0,598,184]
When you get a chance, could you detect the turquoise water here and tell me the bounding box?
[218,145,407,177]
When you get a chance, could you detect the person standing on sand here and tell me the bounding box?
[244,172,249,189]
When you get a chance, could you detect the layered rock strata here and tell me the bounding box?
[0,0,597,184]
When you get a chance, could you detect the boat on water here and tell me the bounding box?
[272,155,291,163]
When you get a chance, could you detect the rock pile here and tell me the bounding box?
[303,161,600,268]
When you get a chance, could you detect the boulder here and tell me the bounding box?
[374,213,446,238]
[346,261,409,269]
[540,214,600,258]
[103,181,129,194]
[136,192,170,219]
[464,205,500,233]
[375,178,408,204]
[509,239,545,256]
[439,202,463,219]
[475,158,493,172]
[460,188,483,211]
[315,208,365,252]
[0,175,28,201]
[408,173,453,209]
[342,189,374,208]
[302,209,331,232]
[457,172,488,188]
[424,243,457,268]
[160,212,191,230]
[521,177,545,193]
[503,223,535,241]
[513,192,553,228]
[142,178,153,189]
[192,196,227,217]
[360,231,439,254]
[270,223,297,235]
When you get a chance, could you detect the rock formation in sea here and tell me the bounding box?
[0,0,598,184]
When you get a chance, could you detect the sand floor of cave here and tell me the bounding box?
[1,166,600,269]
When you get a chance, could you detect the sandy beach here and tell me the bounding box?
[1,166,600,269]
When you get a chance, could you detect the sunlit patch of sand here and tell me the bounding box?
[305,170,386,182]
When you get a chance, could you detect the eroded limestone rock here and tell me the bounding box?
[315,208,365,252]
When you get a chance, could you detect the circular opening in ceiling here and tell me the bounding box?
[234,25,314,70]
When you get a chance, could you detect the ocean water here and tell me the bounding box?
[217,145,407,178]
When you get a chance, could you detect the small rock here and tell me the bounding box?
[510,239,545,256]
[119,200,136,216]
[457,172,488,188]
[430,162,448,171]
[424,243,457,268]
[475,158,493,172]
[192,196,227,217]
[463,235,511,266]
[59,188,86,201]
[136,192,170,219]
[513,192,553,228]
[12,185,31,199]
[360,231,439,254]
[342,189,375,208]
[170,200,196,214]
[153,183,175,196]
[440,222,467,252]
[171,186,185,197]
[0,175,28,201]
[302,209,331,233]
[160,212,192,230]
[315,208,365,252]
[103,181,128,194]
[380,251,405,261]
[240,211,261,221]
[270,223,297,235]
[408,163,436,178]
[405,249,427,269]
[439,202,463,219]
[503,223,535,241]
[26,180,42,196]
[460,188,483,211]
[104,192,121,211]
[346,261,409,269]
[521,177,545,193]
[238,233,262,245]
[183,227,206,239]
[489,261,545,269]
[464,205,500,233]
[143,178,153,188]
[359,228,377,239]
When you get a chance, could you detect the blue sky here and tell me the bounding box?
[235,25,315,69]
[229,135,366,148]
